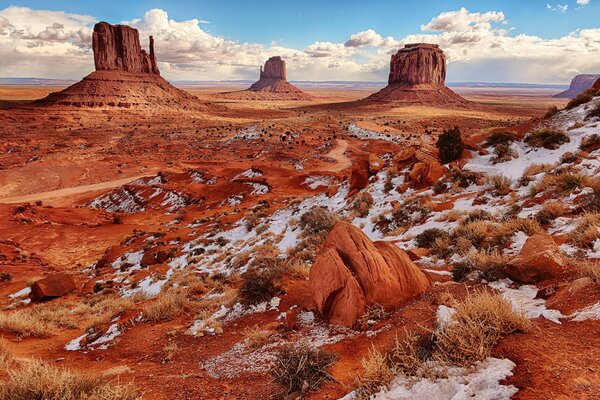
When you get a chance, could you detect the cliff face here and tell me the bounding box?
[388,44,446,85]
[93,22,159,75]
[554,74,600,98]
[259,56,286,81]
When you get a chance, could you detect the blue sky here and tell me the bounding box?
[1,0,597,48]
[0,1,598,82]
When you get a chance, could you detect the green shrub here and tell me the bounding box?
[437,127,465,164]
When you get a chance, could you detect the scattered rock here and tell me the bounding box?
[30,273,76,302]
[506,234,566,283]
[308,221,431,326]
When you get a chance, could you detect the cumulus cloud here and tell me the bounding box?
[546,3,569,13]
[576,0,590,5]
[0,6,599,83]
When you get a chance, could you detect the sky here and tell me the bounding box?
[0,0,599,83]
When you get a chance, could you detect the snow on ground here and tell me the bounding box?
[65,321,122,352]
[489,279,564,324]
[303,175,335,189]
[504,231,529,256]
[347,123,404,144]
[8,286,31,299]
[570,302,600,321]
[342,358,518,400]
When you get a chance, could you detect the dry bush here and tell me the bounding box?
[580,134,600,151]
[485,131,518,147]
[520,163,554,184]
[544,105,559,119]
[436,210,465,222]
[0,354,139,400]
[352,191,374,218]
[299,207,338,235]
[491,143,518,164]
[566,91,593,109]
[452,220,491,248]
[379,197,432,234]
[570,213,600,249]
[415,228,450,249]
[525,129,570,150]
[142,288,189,323]
[243,325,272,349]
[555,171,591,192]
[453,249,508,282]
[486,174,512,196]
[270,342,337,395]
[463,209,493,224]
[239,256,285,305]
[431,236,453,258]
[286,230,329,265]
[353,346,396,400]
[358,303,390,326]
[434,291,530,366]
[535,201,567,225]
[576,260,600,283]
[287,259,311,279]
[502,218,542,236]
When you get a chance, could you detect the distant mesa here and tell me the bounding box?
[554,74,600,98]
[365,43,470,106]
[218,56,312,101]
[34,22,217,111]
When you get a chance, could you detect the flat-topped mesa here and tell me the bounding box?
[388,43,445,86]
[93,22,159,75]
[259,56,286,81]
[554,74,600,98]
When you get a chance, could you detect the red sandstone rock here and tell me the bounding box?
[141,249,170,266]
[259,56,286,81]
[366,43,469,106]
[592,77,600,92]
[308,222,431,326]
[554,74,600,98]
[30,273,76,302]
[349,159,370,195]
[93,22,159,75]
[368,153,384,174]
[507,234,566,283]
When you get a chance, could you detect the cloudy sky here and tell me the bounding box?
[0,0,599,83]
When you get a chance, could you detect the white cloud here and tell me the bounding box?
[546,3,569,13]
[0,6,599,84]
[577,0,590,6]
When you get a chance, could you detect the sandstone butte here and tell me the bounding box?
[554,74,600,98]
[220,56,313,100]
[33,22,217,111]
[308,221,431,327]
[366,43,470,106]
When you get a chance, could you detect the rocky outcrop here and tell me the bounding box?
[554,74,600,98]
[308,221,431,326]
[507,234,566,283]
[93,22,159,75]
[35,22,218,111]
[218,56,312,100]
[366,43,469,106]
[30,273,76,302]
[388,44,445,85]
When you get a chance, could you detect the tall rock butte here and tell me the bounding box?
[366,43,469,106]
[554,74,600,98]
[219,56,311,100]
[36,22,217,111]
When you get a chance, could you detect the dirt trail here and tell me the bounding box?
[321,139,352,172]
[0,174,154,204]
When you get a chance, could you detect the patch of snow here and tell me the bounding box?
[436,305,455,330]
[504,231,528,256]
[489,279,564,323]
[303,175,334,189]
[8,286,31,299]
[570,302,600,321]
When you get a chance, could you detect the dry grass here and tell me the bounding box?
[570,213,600,249]
[242,325,272,349]
[453,249,508,282]
[142,288,189,323]
[358,303,390,326]
[298,207,338,235]
[576,260,600,283]
[434,291,530,366]
[352,191,374,218]
[535,201,567,225]
[287,259,311,279]
[486,174,512,196]
[353,346,396,400]
[0,351,139,400]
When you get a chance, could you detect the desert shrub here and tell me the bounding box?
[580,180,600,212]
[450,169,480,189]
[485,131,517,147]
[569,213,600,249]
[379,198,431,234]
[586,103,600,120]
[535,201,567,225]
[576,260,600,283]
[244,209,268,232]
[555,171,590,192]
[286,259,311,279]
[580,134,600,151]
[463,209,493,224]
[437,126,465,164]
[358,303,390,326]
[453,249,508,282]
[243,325,272,349]
[491,143,517,164]
[430,236,453,258]
[566,91,593,110]
[299,207,338,235]
[543,105,559,119]
[486,174,512,196]
[503,218,542,236]
[434,291,530,366]
[0,272,12,282]
[271,342,337,394]
[560,151,580,164]
[453,220,493,248]
[525,129,570,150]
[0,354,139,400]
[142,288,189,323]
[415,228,450,248]
[353,191,374,218]
[286,231,329,265]
[353,346,396,400]
[239,256,285,304]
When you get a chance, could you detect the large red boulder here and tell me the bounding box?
[29,273,76,302]
[308,222,431,326]
[507,234,566,283]
[349,159,370,195]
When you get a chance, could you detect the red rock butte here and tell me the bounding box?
[366,43,469,106]
[554,74,600,98]
[219,56,312,100]
[34,22,217,111]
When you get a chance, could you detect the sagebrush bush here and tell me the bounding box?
[453,249,508,282]
[525,129,570,150]
[566,91,593,110]
[352,191,374,218]
[543,105,559,119]
[239,256,285,304]
[486,174,512,196]
[569,213,600,249]
[580,134,600,151]
[271,342,337,394]
[535,201,567,225]
[437,126,465,164]
[485,131,517,147]
[299,207,338,235]
[415,228,450,248]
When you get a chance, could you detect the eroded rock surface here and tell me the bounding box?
[507,234,566,283]
[554,74,600,98]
